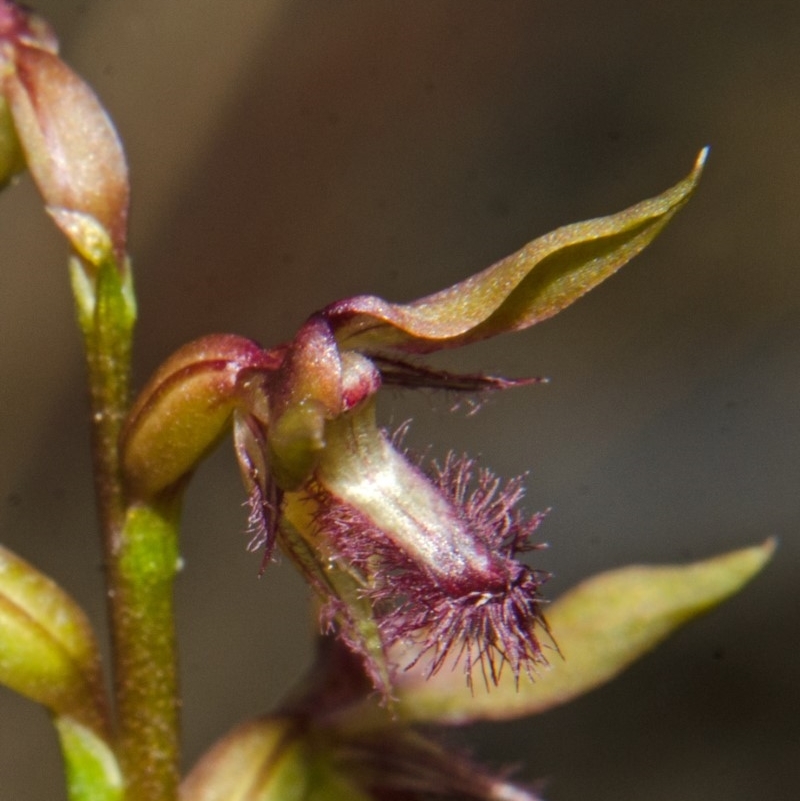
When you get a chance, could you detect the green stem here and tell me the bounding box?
[75,259,180,800]
[112,503,181,801]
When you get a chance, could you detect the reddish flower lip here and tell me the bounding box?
[305,409,552,692]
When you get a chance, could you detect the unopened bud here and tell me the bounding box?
[0,544,108,733]
[0,1,128,262]
[181,717,369,801]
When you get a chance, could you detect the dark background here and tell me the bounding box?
[0,1,797,799]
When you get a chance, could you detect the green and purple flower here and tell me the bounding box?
[122,150,709,697]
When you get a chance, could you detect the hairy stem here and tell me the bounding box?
[76,260,180,800]
[112,503,181,801]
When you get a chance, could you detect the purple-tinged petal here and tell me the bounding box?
[267,316,343,422]
[373,353,546,392]
[0,3,56,186]
[233,410,281,567]
[0,2,57,51]
[261,317,383,491]
[262,315,344,490]
[324,150,707,355]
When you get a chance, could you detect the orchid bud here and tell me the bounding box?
[0,0,128,264]
[0,2,54,185]
[0,545,109,735]
[180,716,372,801]
[182,701,541,801]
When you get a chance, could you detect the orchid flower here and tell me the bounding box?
[123,149,713,697]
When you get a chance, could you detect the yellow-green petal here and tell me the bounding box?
[388,539,774,724]
[326,150,707,354]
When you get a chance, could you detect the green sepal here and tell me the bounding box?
[121,335,270,500]
[68,255,97,333]
[347,539,775,725]
[326,150,707,354]
[55,716,124,801]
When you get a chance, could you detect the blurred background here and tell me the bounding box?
[0,1,797,798]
